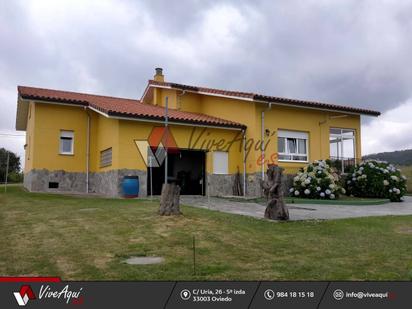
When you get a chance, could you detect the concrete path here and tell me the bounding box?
[180,196,412,221]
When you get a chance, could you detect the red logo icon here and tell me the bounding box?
[14,285,36,306]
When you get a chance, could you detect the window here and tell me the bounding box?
[277,130,308,162]
[60,130,74,155]
[213,151,228,174]
[329,128,355,159]
[100,147,112,168]
[329,128,356,173]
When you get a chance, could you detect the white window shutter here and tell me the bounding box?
[213,151,228,174]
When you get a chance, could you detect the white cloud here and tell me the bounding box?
[362,99,412,155]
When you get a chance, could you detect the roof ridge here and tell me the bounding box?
[18,85,139,103]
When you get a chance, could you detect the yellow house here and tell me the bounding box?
[15,68,380,197]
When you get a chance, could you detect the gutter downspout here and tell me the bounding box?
[85,107,91,193]
[261,103,272,179]
[242,129,247,196]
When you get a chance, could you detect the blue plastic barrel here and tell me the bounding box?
[122,176,139,198]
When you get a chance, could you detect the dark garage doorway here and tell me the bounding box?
[147,149,206,195]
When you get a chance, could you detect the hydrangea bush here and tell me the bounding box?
[345,160,407,202]
[289,160,345,200]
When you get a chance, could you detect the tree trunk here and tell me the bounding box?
[159,183,181,215]
[260,165,289,221]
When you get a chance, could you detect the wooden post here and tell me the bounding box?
[260,165,289,220]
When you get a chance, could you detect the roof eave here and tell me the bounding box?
[107,111,246,130]
[148,81,380,116]
[15,95,29,131]
[253,95,381,117]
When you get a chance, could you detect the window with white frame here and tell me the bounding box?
[60,130,74,155]
[213,151,228,174]
[277,130,308,162]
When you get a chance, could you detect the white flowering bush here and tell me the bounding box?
[289,160,345,200]
[345,160,407,202]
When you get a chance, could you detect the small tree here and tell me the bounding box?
[0,148,21,183]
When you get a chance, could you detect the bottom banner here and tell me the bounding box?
[0,278,411,308]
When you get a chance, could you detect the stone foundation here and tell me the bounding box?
[24,169,294,198]
[89,169,147,197]
[24,169,147,197]
[207,174,235,197]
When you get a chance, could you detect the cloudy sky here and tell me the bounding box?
[1,0,412,164]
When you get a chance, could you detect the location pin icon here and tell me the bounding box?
[181,289,191,300]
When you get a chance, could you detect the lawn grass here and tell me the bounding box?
[1,186,412,281]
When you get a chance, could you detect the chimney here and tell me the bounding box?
[154,67,164,82]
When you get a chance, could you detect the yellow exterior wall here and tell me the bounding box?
[25,90,362,177]
[30,103,88,172]
[92,114,119,172]
[260,105,361,174]
[156,88,178,109]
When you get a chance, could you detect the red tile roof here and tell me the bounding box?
[17,86,246,129]
[148,80,381,116]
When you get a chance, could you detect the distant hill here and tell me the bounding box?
[363,149,412,166]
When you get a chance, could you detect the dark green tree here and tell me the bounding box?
[0,148,21,183]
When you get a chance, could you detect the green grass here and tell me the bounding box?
[1,186,412,280]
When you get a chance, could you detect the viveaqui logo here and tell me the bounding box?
[13,285,36,306]
[135,127,179,167]
[13,284,84,306]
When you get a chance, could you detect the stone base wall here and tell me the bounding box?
[89,169,147,197]
[206,172,296,198]
[207,174,235,197]
[24,169,147,197]
[24,169,87,193]
[24,169,294,198]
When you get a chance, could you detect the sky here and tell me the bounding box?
[1,0,412,164]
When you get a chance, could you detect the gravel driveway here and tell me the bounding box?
[180,196,412,221]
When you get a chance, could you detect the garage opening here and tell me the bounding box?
[147,149,206,195]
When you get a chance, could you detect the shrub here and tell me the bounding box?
[289,160,345,199]
[345,160,407,202]
[7,171,24,183]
